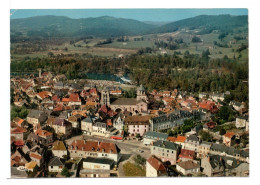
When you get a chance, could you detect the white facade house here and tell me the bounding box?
[176,161,200,175]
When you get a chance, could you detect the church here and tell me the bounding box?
[101,85,148,114]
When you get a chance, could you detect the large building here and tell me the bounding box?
[103,84,148,114]
[151,110,203,131]
[68,140,121,163]
[151,140,180,165]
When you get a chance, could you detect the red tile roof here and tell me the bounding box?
[167,137,177,142]
[179,149,195,160]
[69,93,81,102]
[205,122,216,129]
[11,127,26,134]
[62,98,70,102]
[147,156,166,171]
[107,119,112,126]
[30,153,42,160]
[176,136,186,143]
[14,140,24,146]
[69,140,119,154]
[35,129,53,137]
[224,132,235,138]
[37,91,51,99]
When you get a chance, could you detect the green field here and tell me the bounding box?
[103,40,155,49]
[123,162,146,177]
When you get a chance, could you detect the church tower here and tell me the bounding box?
[136,84,147,102]
[101,87,110,106]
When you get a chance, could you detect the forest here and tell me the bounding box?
[11,49,248,105]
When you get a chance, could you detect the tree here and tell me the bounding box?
[192,36,202,43]
[134,155,146,166]
[61,167,70,177]
[199,130,213,142]
[219,128,226,135]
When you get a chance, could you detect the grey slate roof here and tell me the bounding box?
[82,117,93,123]
[11,167,28,178]
[84,157,114,166]
[153,140,179,150]
[187,135,199,142]
[93,122,107,128]
[143,131,168,140]
[48,156,64,166]
[27,109,47,119]
[111,98,137,105]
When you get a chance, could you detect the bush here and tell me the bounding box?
[134,155,146,166]
[61,167,70,177]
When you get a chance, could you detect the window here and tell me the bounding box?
[133,126,135,128]
[137,129,139,132]
[167,150,169,153]
[137,125,139,128]
[133,129,135,132]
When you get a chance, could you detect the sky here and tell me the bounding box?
[10,9,248,22]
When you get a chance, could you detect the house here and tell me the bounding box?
[151,140,180,165]
[68,93,82,106]
[34,129,53,145]
[143,131,168,145]
[209,143,249,162]
[36,91,52,100]
[68,114,83,129]
[52,140,67,158]
[125,115,151,136]
[11,167,28,178]
[11,127,26,141]
[13,117,25,127]
[11,150,30,167]
[92,122,110,137]
[203,122,216,130]
[113,112,125,131]
[48,156,65,173]
[68,140,121,163]
[151,110,203,131]
[146,155,167,177]
[223,132,235,147]
[178,149,195,161]
[198,141,212,157]
[210,92,225,102]
[175,136,186,148]
[201,155,224,177]
[26,109,48,127]
[82,157,114,170]
[230,101,245,112]
[236,116,249,129]
[51,118,72,136]
[79,169,110,178]
[184,135,200,152]
[25,161,38,172]
[27,129,53,145]
[30,152,43,167]
[81,117,94,135]
[176,160,200,175]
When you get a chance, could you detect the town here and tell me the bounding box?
[10,70,249,178]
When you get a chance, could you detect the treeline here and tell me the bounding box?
[11,54,127,79]
[11,51,248,103]
[127,53,248,103]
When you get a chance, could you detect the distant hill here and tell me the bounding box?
[10,14,248,39]
[10,15,157,38]
[153,14,248,34]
